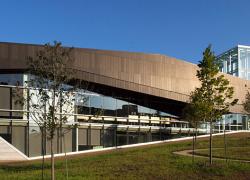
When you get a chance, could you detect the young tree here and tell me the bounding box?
[183,90,206,163]
[189,45,237,165]
[243,92,250,133]
[18,42,81,180]
[243,91,250,113]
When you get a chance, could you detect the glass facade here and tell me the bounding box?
[0,73,177,121]
[217,47,238,76]
[214,114,249,132]
[76,91,171,118]
[0,73,23,86]
[238,46,250,80]
[0,73,192,157]
[216,45,250,131]
[217,45,250,80]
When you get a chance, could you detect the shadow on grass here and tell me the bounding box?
[0,162,51,172]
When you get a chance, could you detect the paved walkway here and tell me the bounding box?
[173,148,250,163]
[0,137,28,162]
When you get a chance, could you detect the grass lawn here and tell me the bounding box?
[0,132,250,180]
[195,147,250,161]
[192,132,250,162]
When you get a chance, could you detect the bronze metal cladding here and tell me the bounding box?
[0,42,249,115]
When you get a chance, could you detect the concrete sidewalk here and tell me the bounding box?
[0,137,28,162]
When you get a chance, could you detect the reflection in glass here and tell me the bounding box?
[75,90,176,119]
[116,99,128,117]
[103,97,116,116]
[90,95,103,115]
[77,93,90,115]
[0,74,23,86]
[138,105,151,116]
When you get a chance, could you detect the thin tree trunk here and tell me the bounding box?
[195,126,198,143]
[63,135,69,180]
[224,128,227,163]
[51,88,56,180]
[192,125,198,164]
[51,138,55,180]
[209,119,213,165]
[192,129,195,163]
[42,128,45,180]
[195,127,197,156]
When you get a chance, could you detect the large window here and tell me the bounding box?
[0,74,23,85]
[90,94,103,115]
[76,93,90,115]
[103,97,116,116]
[76,91,175,118]
[217,47,238,75]
[239,47,250,80]
[138,105,151,116]
[116,99,129,117]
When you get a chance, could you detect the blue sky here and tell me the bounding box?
[1,0,250,64]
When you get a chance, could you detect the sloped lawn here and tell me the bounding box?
[0,132,249,180]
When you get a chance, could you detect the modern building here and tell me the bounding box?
[216,45,250,131]
[217,45,250,80]
[0,42,249,158]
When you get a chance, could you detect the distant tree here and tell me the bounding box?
[243,92,250,135]
[188,45,238,165]
[243,91,250,113]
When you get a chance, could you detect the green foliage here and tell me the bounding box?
[26,42,82,180]
[183,45,238,165]
[26,41,77,139]
[185,45,238,125]
[27,42,74,86]
[183,90,206,128]
[243,91,250,114]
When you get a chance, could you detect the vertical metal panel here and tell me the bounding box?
[78,128,87,145]
[12,126,25,154]
[29,129,42,157]
[90,129,100,146]
[0,42,249,113]
[0,87,10,117]
[64,128,72,152]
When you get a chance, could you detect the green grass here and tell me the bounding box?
[0,133,250,180]
[193,132,250,161]
[195,147,250,161]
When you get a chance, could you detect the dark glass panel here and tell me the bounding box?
[90,95,103,116]
[0,87,10,117]
[138,105,151,116]
[103,129,115,147]
[103,96,116,116]
[0,74,23,86]
[76,93,90,115]
[116,99,129,117]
